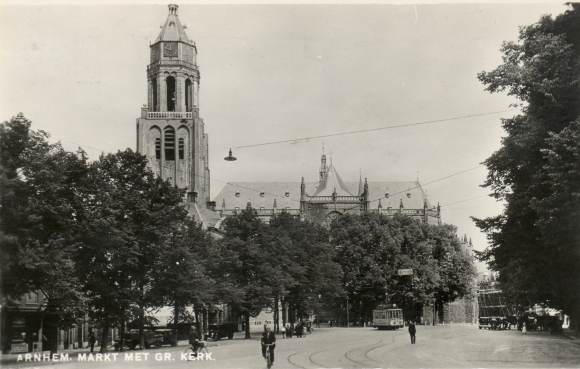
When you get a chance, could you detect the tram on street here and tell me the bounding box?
[372,305,404,330]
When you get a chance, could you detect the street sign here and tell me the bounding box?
[397,268,413,276]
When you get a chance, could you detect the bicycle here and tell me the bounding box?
[262,343,274,369]
[184,339,208,360]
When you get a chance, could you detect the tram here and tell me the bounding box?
[372,305,404,330]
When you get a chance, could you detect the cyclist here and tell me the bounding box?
[187,327,207,359]
[261,325,276,366]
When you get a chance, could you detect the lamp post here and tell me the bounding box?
[346,295,350,328]
[316,294,322,328]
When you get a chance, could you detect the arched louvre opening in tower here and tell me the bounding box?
[152,77,158,111]
[166,76,176,112]
[185,79,192,112]
[155,137,161,160]
[178,138,185,159]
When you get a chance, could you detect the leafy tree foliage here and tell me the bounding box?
[75,149,189,350]
[215,207,274,338]
[0,114,88,351]
[149,218,216,339]
[330,213,475,323]
[475,4,580,325]
[216,210,343,337]
[267,213,342,320]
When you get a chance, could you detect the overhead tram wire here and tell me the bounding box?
[59,140,302,204]
[338,164,485,212]
[233,110,510,150]
[69,109,508,206]
[439,194,491,208]
[72,139,486,207]
[366,164,484,205]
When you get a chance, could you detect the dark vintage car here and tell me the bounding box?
[479,316,514,330]
[207,323,236,340]
[114,329,176,350]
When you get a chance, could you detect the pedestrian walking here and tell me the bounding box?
[295,321,304,338]
[408,321,416,344]
[522,322,527,335]
[280,325,286,339]
[89,331,96,353]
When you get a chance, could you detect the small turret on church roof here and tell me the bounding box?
[314,163,353,197]
[155,4,193,44]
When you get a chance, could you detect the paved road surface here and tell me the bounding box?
[7,325,580,368]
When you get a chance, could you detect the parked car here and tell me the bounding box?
[114,329,176,350]
[207,323,236,340]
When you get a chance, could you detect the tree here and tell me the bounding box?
[475,4,580,328]
[75,149,188,351]
[149,218,216,343]
[330,213,475,324]
[0,113,89,352]
[266,213,342,324]
[214,207,274,338]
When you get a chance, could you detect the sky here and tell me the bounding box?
[0,1,569,270]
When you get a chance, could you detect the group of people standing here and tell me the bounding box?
[280,321,309,338]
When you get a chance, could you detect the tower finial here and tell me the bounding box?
[319,148,328,184]
[168,4,178,15]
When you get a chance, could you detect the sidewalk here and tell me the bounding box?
[0,331,266,366]
[562,328,579,342]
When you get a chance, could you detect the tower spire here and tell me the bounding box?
[137,5,210,209]
[319,146,328,184]
[155,4,192,44]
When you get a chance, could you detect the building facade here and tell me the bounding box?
[213,152,442,226]
[135,6,441,230]
[136,4,210,207]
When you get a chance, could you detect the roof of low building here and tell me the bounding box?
[213,182,314,210]
[213,180,432,210]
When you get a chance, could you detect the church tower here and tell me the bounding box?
[136,4,210,204]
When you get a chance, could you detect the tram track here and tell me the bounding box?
[343,339,383,367]
[362,338,387,362]
[307,349,330,368]
[286,351,309,369]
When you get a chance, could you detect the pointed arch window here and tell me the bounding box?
[155,138,161,159]
[178,138,185,160]
[164,127,175,161]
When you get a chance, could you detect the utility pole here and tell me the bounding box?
[346,295,350,328]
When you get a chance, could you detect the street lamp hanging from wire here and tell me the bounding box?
[224,148,237,161]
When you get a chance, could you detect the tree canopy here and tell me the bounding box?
[330,213,475,323]
[475,4,580,325]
